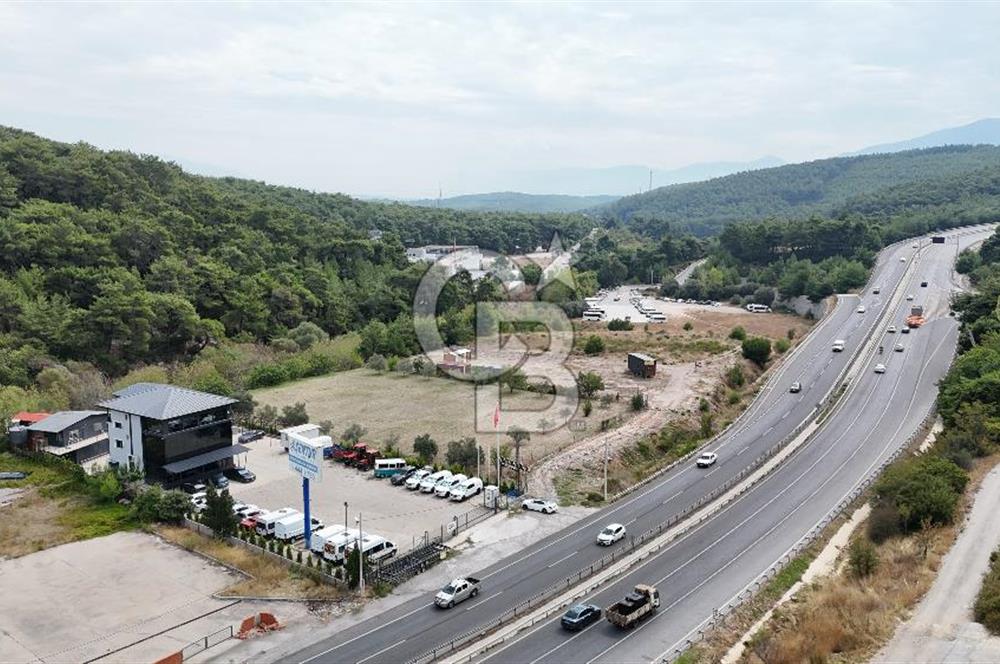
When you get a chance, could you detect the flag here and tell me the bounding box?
[493,402,500,429]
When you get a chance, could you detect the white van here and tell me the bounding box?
[350,535,397,563]
[274,513,324,541]
[449,477,484,501]
[434,474,467,498]
[832,339,845,352]
[746,303,771,313]
[405,468,432,490]
[420,470,453,493]
[309,525,347,553]
[323,529,364,563]
[582,310,604,321]
[255,508,299,536]
[648,313,666,322]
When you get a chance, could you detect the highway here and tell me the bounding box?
[478,228,988,663]
[281,227,989,664]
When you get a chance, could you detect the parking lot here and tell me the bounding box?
[589,285,745,322]
[227,436,492,553]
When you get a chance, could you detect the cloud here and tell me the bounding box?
[0,2,997,197]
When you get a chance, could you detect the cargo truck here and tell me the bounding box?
[606,584,660,629]
[627,352,657,378]
[906,304,926,328]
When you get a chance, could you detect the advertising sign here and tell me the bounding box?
[288,433,326,481]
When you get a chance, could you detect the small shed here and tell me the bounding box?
[627,352,657,378]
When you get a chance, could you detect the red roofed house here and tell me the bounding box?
[10,411,50,427]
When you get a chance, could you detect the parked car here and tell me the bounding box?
[906,294,914,301]
[921,281,928,287]
[522,498,558,514]
[435,577,480,608]
[597,523,626,546]
[872,287,881,294]
[696,452,718,468]
[789,382,801,393]
[405,469,433,490]
[181,482,207,494]
[449,477,484,501]
[561,603,602,631]
[239,511,264,529]
[390,466,418,486]
[0,471,28,480]
[207,472,229,489]
[226,467,256,483]
[434,474,467,498]
[420,470,453,493]
[874,363,887,374]
[235,503,260,517]
[237,429,265,444]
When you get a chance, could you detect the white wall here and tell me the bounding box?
[107,409,143,470]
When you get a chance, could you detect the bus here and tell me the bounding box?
[745,303,771,313]
[583,309,605,321]
[374,458,408,478]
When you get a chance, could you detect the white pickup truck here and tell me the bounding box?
[434,577,480,608]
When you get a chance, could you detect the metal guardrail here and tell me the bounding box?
[180,625,234,661]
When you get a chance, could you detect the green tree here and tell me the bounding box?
[445,437,479,472]
[848,537,878,578]
[741,337,772,366]
[577,371,605,399]
[583,335,605,355]
[202,486,237,537]
[413,433,438,464]
[279,402,309,427]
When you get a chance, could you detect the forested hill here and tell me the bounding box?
[404,191,619,214]
[0,125,591,376]
[598,145,1000,237]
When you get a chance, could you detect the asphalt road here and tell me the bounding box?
[479,228,991,663]
[281,228,991,664]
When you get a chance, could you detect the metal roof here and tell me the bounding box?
[99,383,236,420]
[27,411,105,433]
[161,444,249,475]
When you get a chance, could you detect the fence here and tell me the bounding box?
[180,626,233,661]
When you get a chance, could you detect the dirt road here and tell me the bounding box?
[873,462,1000,664]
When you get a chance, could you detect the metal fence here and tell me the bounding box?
[180,625,233,661]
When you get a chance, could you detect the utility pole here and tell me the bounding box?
[355,513,365,593]
[343,501,348,539]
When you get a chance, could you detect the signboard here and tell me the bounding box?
[288,433,326,481]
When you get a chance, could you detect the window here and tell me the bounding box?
[115,440,123,449]
[114,422,123,429]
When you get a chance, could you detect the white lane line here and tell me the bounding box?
[781,410,790,420]
[480,591,504,602]
[356,640,405,664]
[547,551,578,568]
[704,467,719,478]
[662,490,683,505]
[737,445,750,455]
[299,605,426,663]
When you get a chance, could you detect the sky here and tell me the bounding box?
[1,1,998,198]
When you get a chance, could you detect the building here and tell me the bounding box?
[627,352,658,378]
[26,411,109,464]
[99,383,244,482]
[10,411,50,428]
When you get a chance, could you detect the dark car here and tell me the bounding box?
[390,466,418,486]
[237,429,265,444]
[561,603,602,631]
[209,472,230,489]
[180,481,207,494]
[920,281,928,287]
[226,467,256,483]
[0,471,29,481]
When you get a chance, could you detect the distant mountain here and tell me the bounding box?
[405,191,618,214]
[847,118,1000,156]
[597,144,1000,238]
[496,156,785,196]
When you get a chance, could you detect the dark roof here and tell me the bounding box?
[162,444,249,475]
[27,410,104,433]
[99,383,236,420]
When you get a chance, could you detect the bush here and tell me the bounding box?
[414,433,438,463]
[297,550,303,563]
[774,338,791,354]
[395,357,414,375]
[728,390,740,405]
[975,546,1000,634]
[607,318,633,331]
[583,335,605,355]
[873,455,967,532]
[586,491,605,504]
[341,423,367,444]
[157,490,192,524]
[848,537,878,578]
[698,397,709,412]
[577,371,605,399]
[742,337,772,366]
[683,321,694,331]
[729,326,747,341]
[278,402,309,427]
[366,354,387,372]
[631,393,647,411]
[725,364,745,388]
[583,399,593,417]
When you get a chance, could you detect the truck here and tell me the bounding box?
[279,423,322,451]
[434,577,480,608]
[906,304,926,328]
[606,584,660,629]
[273,513,324,541]
[355,448,383,472]
[627,352,657,378]
[339,443,368,466]
[255,507,300,536]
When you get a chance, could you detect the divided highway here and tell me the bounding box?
[478,227,991,663]
[282,227,989,664]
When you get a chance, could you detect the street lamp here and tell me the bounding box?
[343,501,348,537]
[355,513,365,593]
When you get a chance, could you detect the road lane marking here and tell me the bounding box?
[737,445,749,455]
[662,490,683,505]
[355,640,406,664]
[548,551,578,568]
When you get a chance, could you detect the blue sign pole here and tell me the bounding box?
[303,476,311,544]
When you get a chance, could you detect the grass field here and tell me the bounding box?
[252,369,628,465]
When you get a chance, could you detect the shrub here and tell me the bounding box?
[341,423,367,444]
[975,547,1000,634]
[607,318,633,331]
[271,337,300,354]
[698,397,709,412]
[729,326,747,341]
[278,402,309,427]
[395,358,414,375]
[157,490,191,524]
[586,491,605,504]
[583,335,605,355]
[683,321,693,331]
[867,503,902,543]
[728,390,740,405]
[583,399,593,417]
[742,337,772,366]
[577,371,605,399]
[725,364,745,388]
[414,433,438,463]
[787,328,796,340]
[366,354,387,372]
[297,550,303,563]
[775,338,791,354]
[631,393,647,411]
[873,454,967,531]
[848,538,878,578]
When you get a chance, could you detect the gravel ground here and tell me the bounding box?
[873,462,1000,664]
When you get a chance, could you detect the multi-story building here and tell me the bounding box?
[99,383,243,482]
[25,410,109,464]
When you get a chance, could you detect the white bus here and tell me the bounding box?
[745,303,772,313]
[583,310,605,321]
